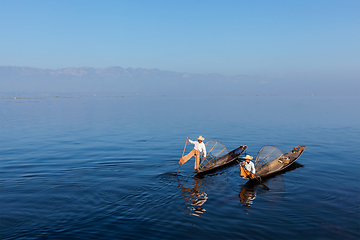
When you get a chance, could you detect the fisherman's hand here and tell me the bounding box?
[186,137,189,141]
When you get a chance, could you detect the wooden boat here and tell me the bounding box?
[251,145,307,179]
[195,141,248,176]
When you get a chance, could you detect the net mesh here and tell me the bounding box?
[199,140,228,169]
[254,145,284,177]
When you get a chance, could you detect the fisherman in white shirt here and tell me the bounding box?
[179,136,207,173]
[240,155,256,179]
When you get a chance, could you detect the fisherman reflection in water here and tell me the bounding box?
[239,184,256,207]
[179,136,207,173]
[240,155,256,179]
[179,178,208,217]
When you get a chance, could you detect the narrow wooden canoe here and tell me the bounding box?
[195,144,248,176]
[253,145,306,179]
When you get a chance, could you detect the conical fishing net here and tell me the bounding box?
[254,145,284,177]
[199,140,228,169]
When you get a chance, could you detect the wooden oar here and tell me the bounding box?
[177,139,188,176]
[242,165,269,190]
[176,164,181,176]
[255,175,270,191]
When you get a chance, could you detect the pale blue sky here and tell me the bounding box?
[1,0,359,81]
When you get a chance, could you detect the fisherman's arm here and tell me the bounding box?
[251,162,256,174]
[202,144,207,158]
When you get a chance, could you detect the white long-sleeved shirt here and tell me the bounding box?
[189,139,207,158]
[242,161,256,174]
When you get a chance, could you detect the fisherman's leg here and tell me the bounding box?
[179,149,196,164]
[194,150,200,170]
[240,166,251,178]
[240,166,247,178]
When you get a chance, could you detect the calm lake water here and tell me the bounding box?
[1,94,359,240]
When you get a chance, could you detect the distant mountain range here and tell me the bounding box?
[0,66,356,95]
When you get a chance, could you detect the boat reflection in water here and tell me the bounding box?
[178,177,208,217]
[238,162,304,209]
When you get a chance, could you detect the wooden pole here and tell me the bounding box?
[177,139,188,176]
[176,164,181,176]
